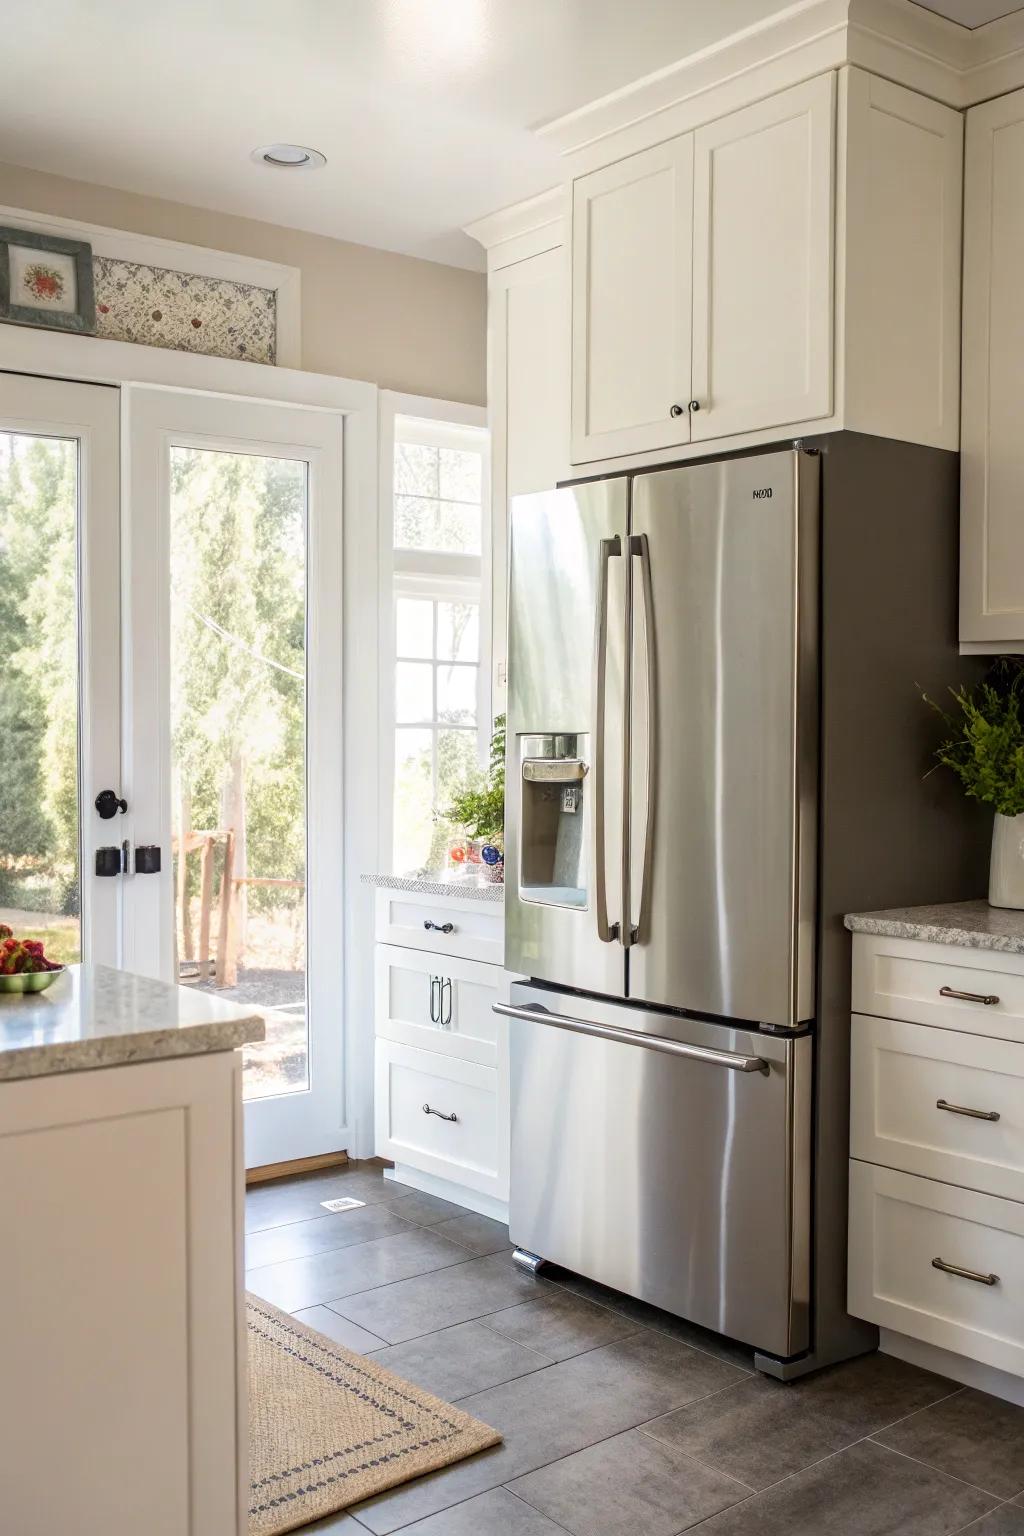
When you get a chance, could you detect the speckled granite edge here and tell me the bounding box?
[0,1017,264,1083]
[845,899,1024,955]
[362,873,504,904]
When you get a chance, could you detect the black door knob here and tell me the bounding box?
[669,403,685,418]
[95,789,127,819]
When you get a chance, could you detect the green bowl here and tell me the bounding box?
[0,966,65,994]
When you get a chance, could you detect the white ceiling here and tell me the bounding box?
[0,0,799,270]
[911,0,1024,25]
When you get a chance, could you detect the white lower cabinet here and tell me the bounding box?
[849,933,1024,1390]
[374,1039,507,1202]
[372,887,511,1219]
[849,1160,1024,1378]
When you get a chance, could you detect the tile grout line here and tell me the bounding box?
[543,1273,757,1374]
[872,1436,1012,1504]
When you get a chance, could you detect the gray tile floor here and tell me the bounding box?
[246,1163,1024,1536]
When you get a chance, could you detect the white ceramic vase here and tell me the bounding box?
[989,811,1024,909]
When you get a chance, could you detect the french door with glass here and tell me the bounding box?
[125,388,345,1167]
[0,372,345,1168]
[0,374,120,970]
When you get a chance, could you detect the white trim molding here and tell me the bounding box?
[0,202,301,367]
[464,188,567,271]
[530,0,1024,178]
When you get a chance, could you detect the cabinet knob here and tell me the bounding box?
[669,403,685,418]
[688,399,702,413]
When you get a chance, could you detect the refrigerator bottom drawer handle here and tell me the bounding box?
[492,1003,769,1074]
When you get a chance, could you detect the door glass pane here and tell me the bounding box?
[395,660,433,724]
[0,432,82,965]
[168,445,308,1101]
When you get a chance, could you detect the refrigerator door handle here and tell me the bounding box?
[628,531,656,945]
[593,535,621,944]
[493,1002,770,1074]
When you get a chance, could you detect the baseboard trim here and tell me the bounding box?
[385,1163,509,1223]
[246,1150,349,1185]
[879,1328,1024,1407]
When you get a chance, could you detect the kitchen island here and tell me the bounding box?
[0,964,264,1536]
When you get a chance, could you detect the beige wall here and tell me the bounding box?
[0,161,486,405]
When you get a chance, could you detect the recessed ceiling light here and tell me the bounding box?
[251,143,326,170]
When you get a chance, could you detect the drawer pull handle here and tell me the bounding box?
[932,1256,999,1287]
[939,985,1000,1006]
[424,920,455,935]
[422,1102,458,1123]
[936,1098,1000,1123]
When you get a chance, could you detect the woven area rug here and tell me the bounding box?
[247,1294,502,1535]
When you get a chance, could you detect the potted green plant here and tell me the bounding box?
[926,662,1024,908]
[441,715,505,881]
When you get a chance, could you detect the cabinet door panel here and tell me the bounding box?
[571,136,693,463]
[691,73,834,441]
[961,87,1024,645]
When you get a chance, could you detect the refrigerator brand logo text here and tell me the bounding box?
[752,487,774,499]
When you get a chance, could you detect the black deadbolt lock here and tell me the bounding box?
[95,846,122,877]
[95,789,128,819]
[135,845,162,875]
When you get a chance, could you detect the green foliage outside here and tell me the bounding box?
[925,661,1024,817]
[170,447,307,920]
[0,436,308,953]
[441,713,506,842]
[0,436,80,926]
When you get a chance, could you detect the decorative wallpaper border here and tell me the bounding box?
[93,256,277,363]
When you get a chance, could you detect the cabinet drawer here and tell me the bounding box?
[851,1014,1024,1202]
[852,934,1024,1043]
[374,888,504,966]
[375,945,507,1068]
[374,1040,508,1201]
[848,1160,1024,1376]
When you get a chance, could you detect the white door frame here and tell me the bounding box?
[0,373,121,968]
[125,386,345,1165]
[0,325,381,1162]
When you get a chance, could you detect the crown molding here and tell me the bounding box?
[535,0,1024,171]
[466,0,1024,257]
[463,187,566,270]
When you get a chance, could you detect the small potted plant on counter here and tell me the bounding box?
[926,661,1024,908]
[442,715,505,883]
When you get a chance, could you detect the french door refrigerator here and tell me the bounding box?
[498,437,985,1376]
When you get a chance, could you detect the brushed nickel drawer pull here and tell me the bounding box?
[423,920,455,935]
[422,1103,458,1123]
[936,1098,1000,1122]
[939,985,1000,1006]
[932,1256,999,1286]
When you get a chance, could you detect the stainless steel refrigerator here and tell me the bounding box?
[498,436,986,1378]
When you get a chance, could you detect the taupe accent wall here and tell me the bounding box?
[0,160,486,404]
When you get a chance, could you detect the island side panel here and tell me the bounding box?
[0,1049,244,1536]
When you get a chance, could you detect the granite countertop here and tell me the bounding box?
[0,963,265,1083]
[845,900,1024,955]
[362,872,504,904]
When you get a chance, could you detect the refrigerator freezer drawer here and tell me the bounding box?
[506,983,811,1358]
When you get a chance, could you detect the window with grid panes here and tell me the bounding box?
[391,415,490,875]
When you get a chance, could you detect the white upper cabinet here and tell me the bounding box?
[559,67,964,473]
[571,136,694,463]
[961,87,1024,648]
[690,74,834,442]
[839,71,962,453]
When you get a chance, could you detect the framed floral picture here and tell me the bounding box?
[0,226,96,334]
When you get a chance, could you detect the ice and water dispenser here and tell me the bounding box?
[517,734,589,909]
